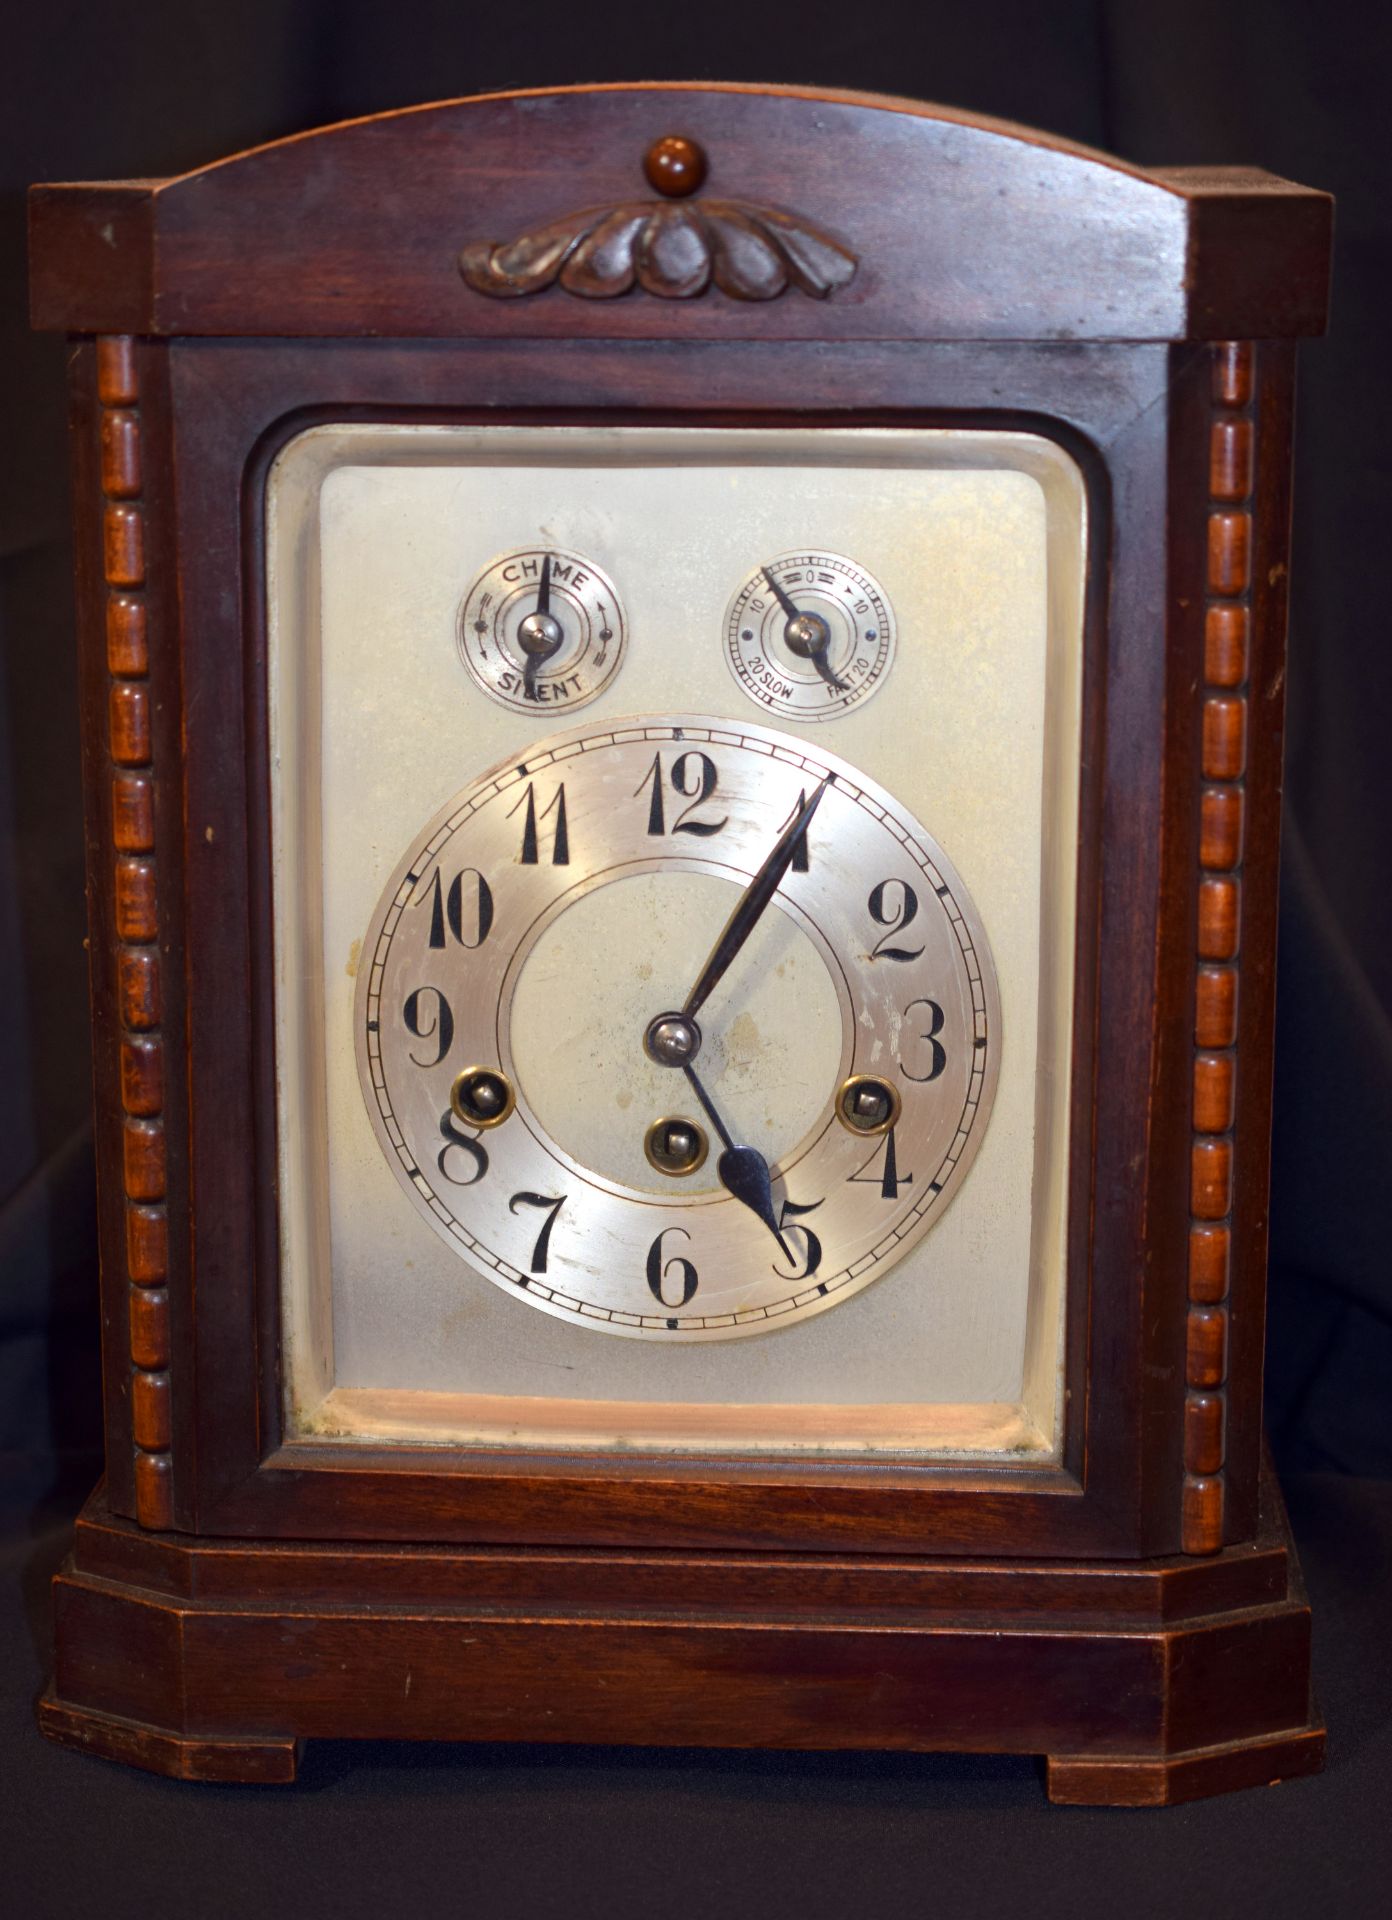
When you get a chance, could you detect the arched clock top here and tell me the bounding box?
[29,83,1330,341]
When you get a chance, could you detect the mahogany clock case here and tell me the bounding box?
[26,83,1333,1800]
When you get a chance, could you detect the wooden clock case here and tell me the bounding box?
[29,83,1332,1804]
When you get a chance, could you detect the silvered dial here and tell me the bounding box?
[458,547,626,713]
[725,550,896,720]
[355,717,999,1340]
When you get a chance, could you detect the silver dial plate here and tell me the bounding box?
[356,716,1001,1341]
[724,550,896,720]
[458,547,627,713]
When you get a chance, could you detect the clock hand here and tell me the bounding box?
[807,648,849,694]
[681,1061,794,1264]
[680,776,830,1023]
[761,564,801,623]
[518,554,563,701]
[761,565,848,694]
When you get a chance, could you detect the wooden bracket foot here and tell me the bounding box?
[1046,1714,1325,1806]
[38,1688,301,1783]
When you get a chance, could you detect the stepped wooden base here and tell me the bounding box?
[40,1463,1323,1804]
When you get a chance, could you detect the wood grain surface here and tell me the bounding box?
[30,82,1330,1796]
[30,85,1331,340]
[38,1464,1323,1804]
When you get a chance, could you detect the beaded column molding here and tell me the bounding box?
[97,337,173,1530]
[1183,341,1255,1556]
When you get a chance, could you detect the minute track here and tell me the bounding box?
[355,716,999,1340]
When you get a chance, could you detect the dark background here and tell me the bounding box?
[2,3,1389,1912]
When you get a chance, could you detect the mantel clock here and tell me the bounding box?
[29,84,1332,1803]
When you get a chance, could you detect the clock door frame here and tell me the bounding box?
[33,84,1330,1566]
[59,329,1286,1562]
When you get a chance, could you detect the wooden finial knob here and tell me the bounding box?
[644,135,707,198]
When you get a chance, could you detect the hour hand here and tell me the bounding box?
[682,1062,793,1263]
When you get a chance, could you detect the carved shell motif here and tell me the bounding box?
[459,135,858,303]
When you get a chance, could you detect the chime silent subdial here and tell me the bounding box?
[458,547,627,713]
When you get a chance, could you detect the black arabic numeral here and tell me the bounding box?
[670,751,726,835]
[447,869,493,946]
[637,752,666,835]
[509,1192,566,1273]
[646,1228,699,1309]
[422,869,446,947]
[849,1127,914,1199]
[415,867,494,948]
[901,997,947,1082]
[436,1109,489,1185]
[402,986,454,1068]
[773,1196,823,1280]
[510,781,570,865]
[868,879,924,962]
[634,751,727,837]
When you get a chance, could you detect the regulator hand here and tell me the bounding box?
[761,566,848,693]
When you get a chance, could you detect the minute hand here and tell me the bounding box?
[680,777,830,1022]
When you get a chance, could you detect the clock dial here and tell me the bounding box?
[271,419,1082,1451]
[458,547,626,712]
[724,550,896,719]
[356,717,1000,1341]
